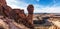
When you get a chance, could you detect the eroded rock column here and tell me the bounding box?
[27,4,34,24]
[26,4,34,29]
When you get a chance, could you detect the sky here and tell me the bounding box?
[6,0,60,13]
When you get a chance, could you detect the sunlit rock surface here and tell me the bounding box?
[0,0,34,29]
[0,16,30,29]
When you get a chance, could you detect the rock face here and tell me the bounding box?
[26,5,34,29]
[0,16,30,29]
[0,0,34,29]
[0,0,7,6]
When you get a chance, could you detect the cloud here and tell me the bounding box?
[6,0,60,13]
[6,0,29,13]
[34,6,60,13]
[6,0,19,8]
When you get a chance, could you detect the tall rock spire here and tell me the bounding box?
[27,4,34,29]
[27,4,34,24]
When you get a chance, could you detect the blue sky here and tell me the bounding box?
[6,0,60,13]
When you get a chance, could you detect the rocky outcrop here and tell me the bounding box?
[26,5,34,29]
[0,16,30,29]
[0,0,7,6]
[0,0,34,29]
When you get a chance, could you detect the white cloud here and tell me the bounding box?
[6,0,19,8]
[34,6,60,13]
[6,0,60,13]
[6,0,29,13]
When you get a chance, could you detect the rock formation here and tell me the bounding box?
[0,16,30,29]
[0,0,7,6]
[0,0,34,29]
[26,5,34,29]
